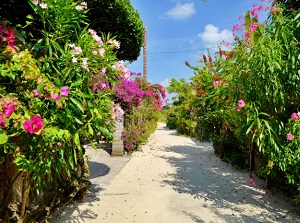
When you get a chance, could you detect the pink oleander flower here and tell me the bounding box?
[108,39,120,49]
[33,89,39,97]
[60,86,69,96]
[88,28,96,35]
[99,48,105,57]
[237,99,246,111]
[213,81,219,88]
[112,61,131,79]
[286,133,294,141]
[291,112,299,120]
[271,6,278,12]
[69,44,82,56]
[249,22,260,33]
[75,1,87,11]
[72,57,77,63]
[57,142,62,147]
[52,93,60,101]
[82,59,88,70]
[23,116,43,134]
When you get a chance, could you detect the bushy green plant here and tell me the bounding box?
[182,3,300,201]
[0,0,135,220]
[121,80,166,152]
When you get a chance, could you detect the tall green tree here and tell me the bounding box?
[86,0,144,62]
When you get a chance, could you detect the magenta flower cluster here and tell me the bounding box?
[34,86,69,102]
[0,98,18,127]
[23,116,43,134]
[0,22,16,50]
[114,79,145,107]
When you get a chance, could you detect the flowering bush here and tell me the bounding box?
[0,0,145,221]
[118,76,167,152]
[168,2,300,202]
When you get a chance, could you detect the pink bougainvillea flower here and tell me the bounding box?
[23,116,43,134]
[52,93,60,101]
[0,114,6,127]
[237,99,246,111]
[248,177,257,187]
[3,103,15,118]
[286,132,294,141]
[93,86,98,92]
[33,89,39,97]
[60,86,69,96]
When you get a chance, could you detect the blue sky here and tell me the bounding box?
[127,0,271,93]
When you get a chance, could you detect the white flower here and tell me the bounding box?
[39,3,48,9]
[72,57,77,63]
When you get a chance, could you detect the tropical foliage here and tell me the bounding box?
[0,0,165,221]
[167,2,300,203]
[0,0,144,61]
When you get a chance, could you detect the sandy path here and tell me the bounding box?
[51,123,300,223]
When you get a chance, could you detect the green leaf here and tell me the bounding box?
[88,123,94,135]
[69,97,85,113]
[74,132,81,150]
[0,133,8,144]
[76,91,94,99]
[37,84,44,93]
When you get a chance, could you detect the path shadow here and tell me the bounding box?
[49,184,103,223]
[156,124,180,136]
[89,161,110,179]
[160,144,300,223]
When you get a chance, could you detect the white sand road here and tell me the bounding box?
[50,123,300,223]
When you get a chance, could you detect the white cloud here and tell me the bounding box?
[198,24,233,48]
[160,78,170,87]
[165,2,196,21]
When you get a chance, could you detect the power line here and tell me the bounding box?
[147,45,232,54]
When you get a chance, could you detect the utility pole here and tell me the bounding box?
[143,27,147,81]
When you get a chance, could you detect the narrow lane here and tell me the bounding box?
[51,123,300,223]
